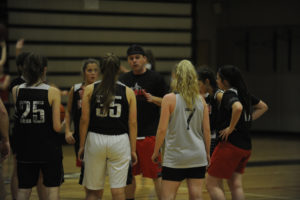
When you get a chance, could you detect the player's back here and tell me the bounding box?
[14,83,62,163]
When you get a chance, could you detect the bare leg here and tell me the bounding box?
[0,165,6,200]
[46,186,60,200]
[96,190,103,200]
[160,179,181,200]
[125,176,136,199]
[11,156,18,200]
[206,174,226,200]
[17,188,32,200]
[186,178,204,200]
[37,171,47,200]
[153,177,162,200]
[111,187,126,200]
[86,188,103,200]
[84,187,103,200]
[227,172,244,200]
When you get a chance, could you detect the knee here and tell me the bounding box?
[18,188,32,197]
[111,188,125,198]
[205,176,219,193]
[86,189,102,197]
[205,177,213,191]
[228,180,243,191]
[161,193,175,200]
[96,189,103,198]
[189,192,202,200]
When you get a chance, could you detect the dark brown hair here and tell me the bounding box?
[23,53,44,86]
[93,53,120,114]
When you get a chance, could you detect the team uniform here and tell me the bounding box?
[119,69,169,179]
[162,94,208,181]
[204,89,223,155]
[83,81,131,189]
[71,83,84,161]
[208,88,260,179]
[14,83,63,188]
[70,83,86,184]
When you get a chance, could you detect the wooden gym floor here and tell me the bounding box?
[2,133,300,200]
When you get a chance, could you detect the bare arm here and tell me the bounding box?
[0,41,7,67]
[78,84,93,160]
[143,91,163,106]
[152,93,174,162]
[0,98,10,161]
[201,96,211,162]
[252,100,268,121]
[229,102,243,131]
[49,86,62,132]
[219,101,243,141]
[15,38,24,57]
[126,87,138,166]
[65,87,75,144]
[12,85,18,104]
[0,75,10,90]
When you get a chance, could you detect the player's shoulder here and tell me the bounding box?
[49,85,60,94]
[163,92,176,101]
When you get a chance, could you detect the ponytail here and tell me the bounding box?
[93,53,120,114]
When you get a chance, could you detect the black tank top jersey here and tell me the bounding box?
[88,81,129,135]
[14,83,62,162]
[205,89,223,135]
[216,88,260,150]
[119,69,169,137]
[72,83,84,135]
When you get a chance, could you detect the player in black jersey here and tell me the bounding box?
[8,43,29,200]
[78,53,137,200]
[12,53,63,200]
[10,48,51,200]
[206,65,268,200]
[120,44,169,200]
[198,67,223,155]
[64,58,102,197]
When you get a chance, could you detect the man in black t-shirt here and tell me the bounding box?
[119,44,168,200]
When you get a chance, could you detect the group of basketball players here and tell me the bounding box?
[0,41,268,200]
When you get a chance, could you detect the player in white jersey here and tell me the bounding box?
[152,60,211,200]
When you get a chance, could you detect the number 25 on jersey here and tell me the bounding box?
[19,100,45,124]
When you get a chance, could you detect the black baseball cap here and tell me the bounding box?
[127,44,145,56]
